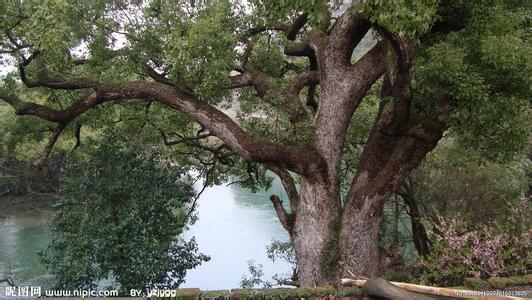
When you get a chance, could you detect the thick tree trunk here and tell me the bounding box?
[247,10,439,288]
[339,193,385,279]
[291,177,340,286]
[291,183,397,286]
[289,134,441,286]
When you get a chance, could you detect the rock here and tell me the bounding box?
[464,277,490,290]
[487,277,509,289]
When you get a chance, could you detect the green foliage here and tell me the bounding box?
[358,0,439,36]
[247,37,286,78]
[40,136,209,293]
[2,0,527,182]
[507,276,529,286]
[267,240,296,266]
[411,138,528,223]
[485,276,530,289]
[164,1,238,102]
[240,240,296,289]
[412,1,530,163]
[240,261,271,289]
[382,135,530,280]
[1,0,531,286]
[294,286,335,298]
[250,0,332,28]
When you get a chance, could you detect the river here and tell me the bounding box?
[0,178,292,290]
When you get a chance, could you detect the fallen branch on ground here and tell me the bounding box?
[341,278,527,300]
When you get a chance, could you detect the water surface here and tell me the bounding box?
[183,180,291,289]
[0,180,291,290]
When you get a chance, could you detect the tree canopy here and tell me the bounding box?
[1,0,530,287]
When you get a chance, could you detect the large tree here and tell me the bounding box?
[0,0,529,286]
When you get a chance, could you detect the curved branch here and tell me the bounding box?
[312,40,387,181]
[284,41,314,57]
[157,129,212,147]
[145,64,176,87]
[345,107,444,212]
[0,81,325,177]
[377,33,415,136]
[270,195,294,234]
[18,52,100,90]
[37,123,65,168]
[0,277,15,287]
[267,165,300,215]
[286,13,309,41]
[326,9,371,67]
[72,123,82,152]
[243,12,309,42]
[281,70,319,122]
[229,70,319,123]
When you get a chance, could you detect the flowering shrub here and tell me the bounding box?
[417,196,530,286]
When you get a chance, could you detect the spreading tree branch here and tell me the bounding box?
[0,81,326,177]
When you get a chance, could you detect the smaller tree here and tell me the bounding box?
[240,240,298,288]
[40,136,209,293]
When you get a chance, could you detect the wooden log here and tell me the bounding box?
[341,278,527,300]
[362,278,437,300]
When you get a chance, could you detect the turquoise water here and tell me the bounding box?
[183,179,292,289]
[0,210,56,289]
[0,179,291,290]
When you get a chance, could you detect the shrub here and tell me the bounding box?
[417,196,530,286]
[40,138,209,293]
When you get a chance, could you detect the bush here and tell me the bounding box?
[40,139,209,293]
[416,196,530,286]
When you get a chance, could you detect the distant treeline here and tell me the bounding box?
[0,155,62,196]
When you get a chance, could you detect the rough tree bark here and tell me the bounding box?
[0,5,456,287]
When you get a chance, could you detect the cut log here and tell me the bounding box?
[362,278,437,300]
[341,278,527,300]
